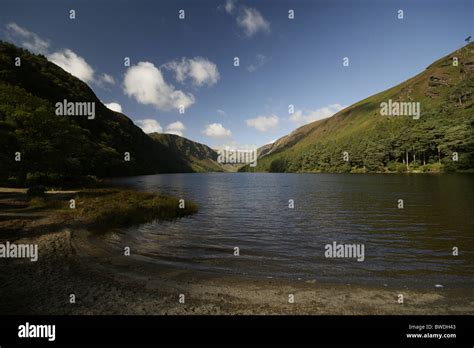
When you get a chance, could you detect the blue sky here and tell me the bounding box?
[1,0,473,148]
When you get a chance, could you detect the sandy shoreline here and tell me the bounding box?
[1,188,473,315]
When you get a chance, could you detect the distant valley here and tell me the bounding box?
[1,41,473,188]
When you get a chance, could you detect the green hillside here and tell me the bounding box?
[0,41,222,187]
[242,43,474,173]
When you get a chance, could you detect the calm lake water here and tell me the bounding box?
[103,173,474,289]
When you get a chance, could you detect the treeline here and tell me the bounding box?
[287,113,473,173]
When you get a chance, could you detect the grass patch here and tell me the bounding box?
[28,188,198,229]
[74,189,197,227]
[27,196,65,210]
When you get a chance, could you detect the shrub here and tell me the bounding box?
[386,162,397,172]
[340,162,352,173]
[396,163,407,173]
[443,161,457,172]
[26,172,61,186]
[269,158,288,173]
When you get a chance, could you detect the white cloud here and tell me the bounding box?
[203,123,232,139]
[5,23,115,87]
[100,73,115,85]
[246,114,279,132]
[220,3,270,37]
[289,104,345,126]
[217,109,227,117]
[104,102,122,113]
[247,53,269,72]
[237,7,270,37]
[216,141,258,153]
[164,57,220,87]
[165,121,186,136]
[48,51,114,86]
[224,0,236,14]
[48,49,95,83]
[135,119,162,134]
[124,61,195,111]
[5,22,50,54]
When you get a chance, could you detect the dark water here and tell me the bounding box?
[101,173,474,289]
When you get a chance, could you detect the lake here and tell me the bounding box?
[102,173,474,289]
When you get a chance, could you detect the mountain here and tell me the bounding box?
[0,41,222,186]
[149,133,224,172]
[241,43,474,173]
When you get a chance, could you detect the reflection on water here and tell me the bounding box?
[97,173,474,288]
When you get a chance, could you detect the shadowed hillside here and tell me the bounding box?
[149,133,224,172]
[0,41,223,186]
